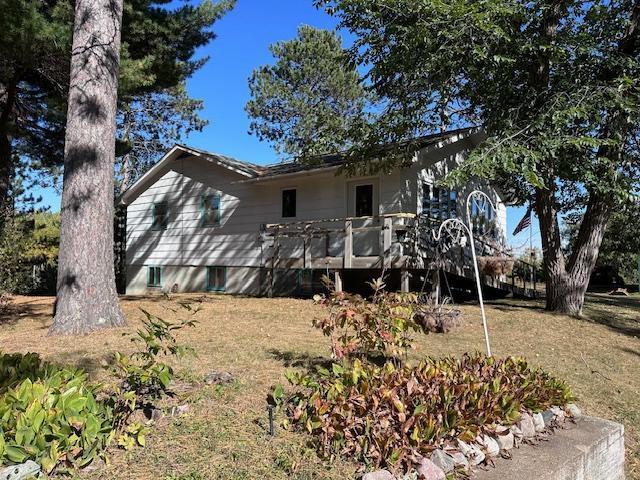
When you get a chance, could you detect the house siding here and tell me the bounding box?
[125,155,408,294]
[124,132,506,295]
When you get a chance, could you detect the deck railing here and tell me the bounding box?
[260,213,541,297]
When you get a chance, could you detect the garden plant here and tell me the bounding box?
[271,278,575,476]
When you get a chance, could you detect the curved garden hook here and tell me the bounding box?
[433,218,492,356]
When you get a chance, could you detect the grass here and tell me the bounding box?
[1,292,639,479]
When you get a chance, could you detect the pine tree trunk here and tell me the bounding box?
[0,132,13,217]
[50,0,126,335]
[0,80,18,230]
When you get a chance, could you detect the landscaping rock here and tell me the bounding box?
[517,413,536,438]
[533,412,546,432]
[542,409,555,425]
[510,425,523,447]
[171,404,190,416]
[457,439,485,466]
[429,449,455,473]
[0,461,42,479]
[204,371,235,385]
[551,406,566,423]
[416,457,446,480]
[476,434,500,458]
[362,470,395,480]
[443,447,469,470]
[494,426,514,451]
[566,403,582,419]
[509,425,524,448]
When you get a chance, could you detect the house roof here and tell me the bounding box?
[119,127,480,205]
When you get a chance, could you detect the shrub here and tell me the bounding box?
[109,307,198,444]
[313,277,461,361]
[0,353,114,473]
[0,303,200,473]
[275,353,574,471]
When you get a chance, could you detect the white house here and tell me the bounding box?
[119,127,508,296]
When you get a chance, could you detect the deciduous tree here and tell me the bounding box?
[318,0,640,315]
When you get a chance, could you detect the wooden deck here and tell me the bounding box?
[260,213,540,298]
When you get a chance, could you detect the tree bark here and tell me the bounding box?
[50,0,126,335]
[536,185,611,316]
[0,79,18,228]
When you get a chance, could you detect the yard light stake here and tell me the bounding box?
[267,405,275,436]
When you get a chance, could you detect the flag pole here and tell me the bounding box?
[529,205,534,298]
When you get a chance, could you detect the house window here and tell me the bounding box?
[152,202,168,230]
[201,194,221,226]
[282,189,296,218]
[422,184,457,220]
[355,184,374,217]
[147,266,162,287]
[206,266,226,292]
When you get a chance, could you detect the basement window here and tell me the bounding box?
[207,266,226,292]
[201,194,221,226]
[151,202,168,230]
[282,189,296,218]
[147,266,162,288]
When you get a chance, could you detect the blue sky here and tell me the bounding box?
[37,0,539,250]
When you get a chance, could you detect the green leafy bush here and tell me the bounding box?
[0,303,200,473]
[277,353,574,471]
[0,353,114,473]
[109,307,198,447]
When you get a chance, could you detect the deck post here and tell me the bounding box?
[344,220,353,268]
[381,216,393,268]
[303,232,311,269]
[432,269,440,305]
[334,270,343,292]
[401,269,410,293]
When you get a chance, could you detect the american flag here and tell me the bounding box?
[513,206,532,236]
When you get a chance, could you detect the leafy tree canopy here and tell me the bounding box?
[317,0,639,201]
[316,0,640,314]
[246,25,371,162]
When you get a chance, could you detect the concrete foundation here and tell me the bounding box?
[477,416,624,480]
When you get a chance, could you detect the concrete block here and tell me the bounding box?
[476,416,624,480]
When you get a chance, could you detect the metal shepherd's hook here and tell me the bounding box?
[432,189,499,357]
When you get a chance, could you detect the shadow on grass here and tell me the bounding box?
[0,298,53,327]
[484,298,546,314]
[617,346,640,358]
[52,350,110,377]
[268,349,390,370]
[582,294,640,339]
[267,349,332,370]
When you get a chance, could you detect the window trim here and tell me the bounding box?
[281,188,297,219]
[206,266,226,292]
[346,177,379,218]
[147,265,163,288]
[200,193,222,227]
[151,201,168,231]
